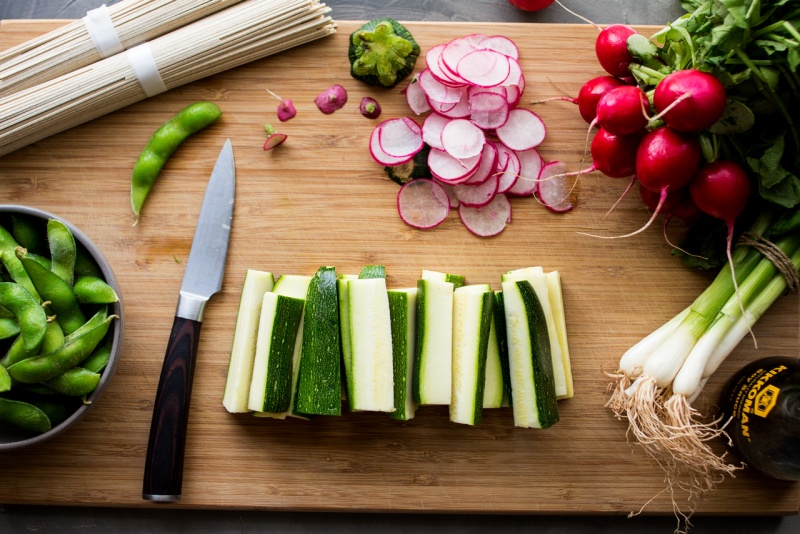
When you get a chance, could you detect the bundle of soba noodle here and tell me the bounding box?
[0,0,250,97]
[0,0,335,157]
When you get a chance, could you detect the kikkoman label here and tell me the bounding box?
[730,364,788,440]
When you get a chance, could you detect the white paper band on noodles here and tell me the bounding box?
[82,4,124,58]
[126,43,168,97]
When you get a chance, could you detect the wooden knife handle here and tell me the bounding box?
[142,316,201,501]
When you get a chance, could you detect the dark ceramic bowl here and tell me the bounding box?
[0,205,123,451]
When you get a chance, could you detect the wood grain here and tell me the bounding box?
[0,20,797,515]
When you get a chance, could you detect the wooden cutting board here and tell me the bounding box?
[0,19,798,516]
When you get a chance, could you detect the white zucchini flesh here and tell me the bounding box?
[450,284,493,425]
[414,278,455,405]
[482,316,505,409]
[348,278,395,412]
[388,288,418,421]
[259,274,311,419]
[247,292,304,413]
[545,271,574,399]
[421,269,465,288]
[222,269,274,413]
[501,270,567,398]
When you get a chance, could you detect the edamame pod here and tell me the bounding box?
[7,315,115,383]
[47,219,76,286]
[45,367,101,397]
[0,365,11,392]
[0,281,48,350]
[0,397,51,433]
[73,277,119,304]
[0,227,40,301]
[0,334,41,368]
[11,215,46,256]
[0,317,20,340]
[81,342,111,374]
[74,247,103,279]
[23,395,79,426]
[64,307,107,343]
[131,101,223,223]
[41,320,65,355]
[17,250,86,335]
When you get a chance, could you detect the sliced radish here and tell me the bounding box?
[441,34,488,78]
[435,180,461,208]
[263,133,287,150]
[454,174,499,207]
[494,143,520,193]
[507,148,543,197]
[428,94,471,119]
[468,91,509,130]
[458,193,511,237]
[464,142,499,185]
[457,50,511,88]
[428,147,481,184]
[378,117,423,158]
[405,74,431,115]
[479,35,519,60]
[370,125,414,166]
[422,113,449,150]
[427,44,465,87]
[441,118,486,159]
[419,69,464,104]
[537,161,573,213]
[397,179,451,229]
[504,84,521,108]
[503,58,524,89]
[495,108,546,151]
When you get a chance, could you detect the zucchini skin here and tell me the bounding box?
[516,281,559,429]
[412,278,426,405]
[260,295,304,413]
[493,291,512,406]
[467,291,495,425]
[295,266,342,416]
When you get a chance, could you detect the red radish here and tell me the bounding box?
[508,0,555,12]
[537,161,574,213]
[441,118,486,159]
[405,74,431,115]
[469,91,510,130]
[690,160,751,251]
[314,84,348,114]
[266,89,296,122]
[577,75,626,123]
[594,85,649,136]
[465,142,499,185]
[263,132,287,150]
[459,193,512,236]
[427,148,481,184]
[377,117,424,159]
[455,175,500,207]
[359,97,382,119]
[495,108,546,151]
[636,127,702,194]
[422,113,449,150]
[653,69,727,133]
[507,148,543,197]
[397,179,451,229]
[457,49,512,88]
[595,24,636,77]
[590,128,641,178]
[639,184,699,253]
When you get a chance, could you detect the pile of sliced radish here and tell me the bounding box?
[371,33,571,236]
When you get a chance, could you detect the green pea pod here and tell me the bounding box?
[0,365,11,392]
[26,253,52,270]
[64,306,108,344]
[74,247,103,279]
[131,101,222,223]
[0,334,41,368]
[45,367,101,397]
[0,281,48,350]
[0,227,40,301]
[0,304,14,318]
[81,342,111,374]
[7,315,115,383]
[0,317,20,340]
[17,250,86,335]
[47,219,76,286]
[41,320,65,355]
[73,276,118,304]
[0,397,51,433]
[11,214,46,256]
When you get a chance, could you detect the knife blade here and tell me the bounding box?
[142,139,235,502]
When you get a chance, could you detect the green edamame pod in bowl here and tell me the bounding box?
[0,281,48,351]
[131,101,222,224]
[47,219,76,286]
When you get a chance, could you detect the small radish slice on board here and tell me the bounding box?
[507,148,543,197]
[426,44,464,86]
[419,69,464,104]
[397,179,451,229]
[494,143,520,193]
[441,118,486,159]
[435,180,461,208]
[370,125,414,166]
[465,142,499,185]
[469,91,509,130]
[479,35,519,60]
[459,193,511,237]
[495,108,546,151]
[405,74,431,115]
[378,117,423,158]
[428,148,481,184]
[428,94,471,118]
[504,84,521,108]
[441,34,487,76]
[537,161,573,213]
[263,133,288,150]
[422,113,449,150]
[503,58,524,90]
[455,174,500,207]
[457,49,511,88]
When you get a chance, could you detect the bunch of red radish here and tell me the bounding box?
[369,34,570,237]
[573,24,750,264]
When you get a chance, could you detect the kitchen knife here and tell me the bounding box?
[142,139,235,502]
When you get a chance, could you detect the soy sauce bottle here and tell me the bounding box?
[719,356,800,480]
